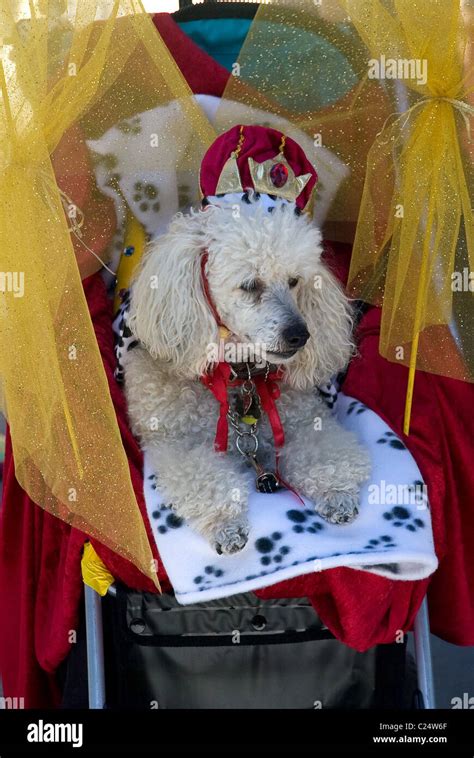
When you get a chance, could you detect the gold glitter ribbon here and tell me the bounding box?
[0,0,214,584]
[382,97,474,143]
[371,95,474,432]
[340,0,474,433]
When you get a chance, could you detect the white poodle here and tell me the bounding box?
[124,195,370,555]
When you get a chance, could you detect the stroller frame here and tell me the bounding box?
[84,582,436,710]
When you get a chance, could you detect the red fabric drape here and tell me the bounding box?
[1,13,473,708]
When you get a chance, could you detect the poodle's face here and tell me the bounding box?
[206,210,317,363]
[129,199,354,388]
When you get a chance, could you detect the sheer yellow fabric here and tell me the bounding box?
[216,0,473,432]
[340,0,473,431]
[0,0,214,582]
[215,0,391,242]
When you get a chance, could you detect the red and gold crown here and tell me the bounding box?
[199,124,318,211]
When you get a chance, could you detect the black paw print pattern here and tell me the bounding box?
[346,399,368,416]
[90,152,122,191]
[117,115,142,135]
[193,564,225,589]
[377,431,406,450]
[255,531,291,567]
[383,505,425,532]
[91,151,119,171]
[286,509,325,534]
[151,503,183,535]
[407,479,429,509]
[148,475,184,534]
[132,181,161,214]
[364,534,397,550]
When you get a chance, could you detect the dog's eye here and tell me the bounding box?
[240,280,263,294]
[288,277,299,289]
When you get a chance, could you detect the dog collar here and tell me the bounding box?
[228,362,279,381]
[200,250,231,339]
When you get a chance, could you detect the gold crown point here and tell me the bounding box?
[214,156,243,195]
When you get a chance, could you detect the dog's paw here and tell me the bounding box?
[214,521,250,555]
[315,490,360,525]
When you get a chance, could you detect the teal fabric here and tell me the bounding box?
[178,19,252,72]
[177,18,357,111]
[240,23,357,111]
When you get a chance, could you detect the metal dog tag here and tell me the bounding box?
[248,455,281,494]
[256,472,281,494]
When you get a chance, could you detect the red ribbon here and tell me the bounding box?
[200,252,223,326]
[201,364,285,453]
[253,371,285,449]
[200,363,232,452]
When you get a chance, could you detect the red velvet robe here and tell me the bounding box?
[1,13,473,708]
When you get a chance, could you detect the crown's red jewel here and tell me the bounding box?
[270,162,289,188]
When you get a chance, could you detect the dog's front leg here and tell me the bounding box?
[147,441,251,555]
[124,350,250,554]
[278,393,370,524]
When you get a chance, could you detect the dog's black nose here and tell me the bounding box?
[282,323,310,349]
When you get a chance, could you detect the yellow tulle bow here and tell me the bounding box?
[341,0,474,433]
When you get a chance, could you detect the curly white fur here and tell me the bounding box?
[125,199,370,554]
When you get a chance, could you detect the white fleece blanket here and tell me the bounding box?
[143,393,437,605]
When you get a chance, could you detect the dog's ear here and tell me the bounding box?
[285,260,354,389]
[128,212,219,378]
